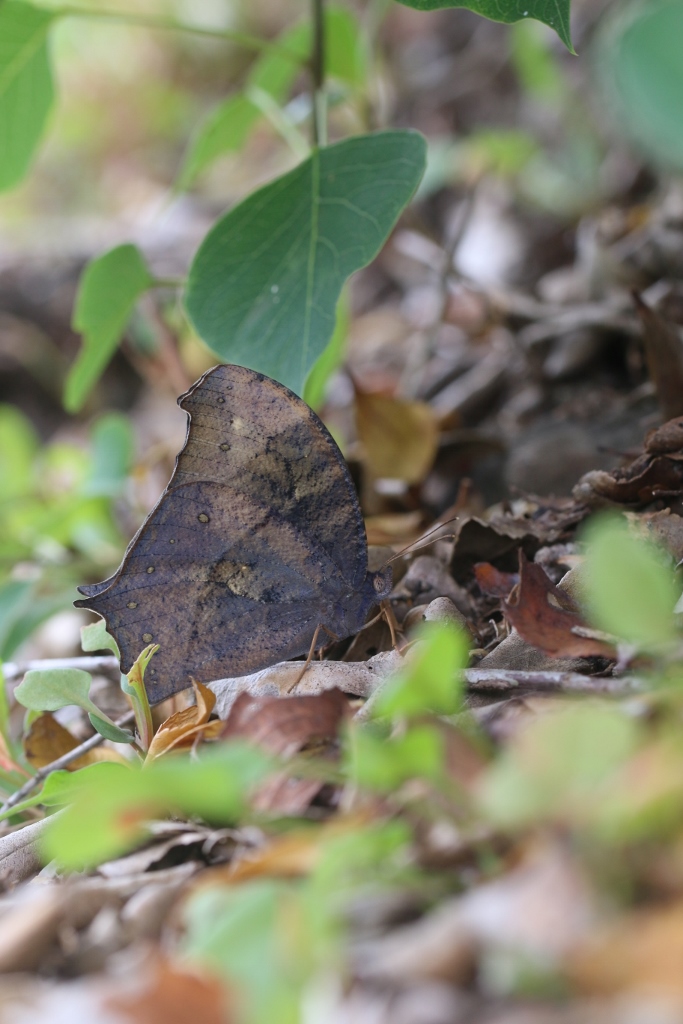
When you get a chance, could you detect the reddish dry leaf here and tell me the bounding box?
[220,687,350,759]
[220,688,350,814]
[23,713,128,770]
[473,562,519,598]
[355,390,439,484]
[146,680,218,761]
[104,957,230,1024]
[502,555,615,660]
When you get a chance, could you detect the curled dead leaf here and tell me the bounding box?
[502,555,615,660]
[146,680,219,761]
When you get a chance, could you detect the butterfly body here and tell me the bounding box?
[75,365,392,703]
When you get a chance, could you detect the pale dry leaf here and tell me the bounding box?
[356,391,439,484]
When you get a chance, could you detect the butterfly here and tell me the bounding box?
[75,365,393,703]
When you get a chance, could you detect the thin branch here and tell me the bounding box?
[0,711,136,816]
[56,6,297,59]
[311,0,327,147]
[3,656,120,683]
[464,668,642,695]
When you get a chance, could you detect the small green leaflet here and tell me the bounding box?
[88,713,134,744]
[15,667,134,742]
[582,514,679,651]
[0,1,56,191]
[15,667,94,714]
[394,0,574,53]
[64,244,152,413]
[80,618,119,658]
[185,130,426,397]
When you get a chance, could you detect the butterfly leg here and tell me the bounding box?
[380,599,405,652]
[287,623,340,693]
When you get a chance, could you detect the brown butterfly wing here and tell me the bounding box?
[75,365,377,702]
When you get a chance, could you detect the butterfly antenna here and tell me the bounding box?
[384,515,459,565]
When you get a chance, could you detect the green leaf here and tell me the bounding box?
[394,0,574,52]
[185,130,426,396]
[0,404,39,499]
[374,622,469,718]
[597,0,683,172]
[83,413,134,498]
[14,666,129,740]
[64,244,152,413]
[178,95,261,189]
[0,581,34,660]
[303,291,349,409]
[479,703,637,828]
[348,723,445,791]
[80,618,120,658]
[182,880,303,1024]
[326,6,368,89]
[582,514,679,650]
[15,668,93,713]
[510,19,565,100]
[41,744,273,869]
[0,766,86,823]
[88,713,134,745]
[0,1,56,191]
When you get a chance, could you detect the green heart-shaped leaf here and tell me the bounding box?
[184,130,426,396]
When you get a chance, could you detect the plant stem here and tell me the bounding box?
[56,6,298,60]
[0,710,136,816]
[246,85,310,161]
[311,0,327,147]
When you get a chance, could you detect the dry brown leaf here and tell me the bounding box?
[146,680,217,761]
[568,901,683,1004]
[220,687,350,758]
[645,415,683,454]
[355,391,439,484]
[223,831,322,883]
[23,713,128,770]
[627,508,683,563]
[219,688,350,814]
[365,511,423,546]
[502,556,615,660]
[104,957,230,1024]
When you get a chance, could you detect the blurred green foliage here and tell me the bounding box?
[598,0,683,172]
[0,403,130,659]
